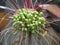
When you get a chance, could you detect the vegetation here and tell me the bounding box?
[13,9,46,34]
[0,0,60,45]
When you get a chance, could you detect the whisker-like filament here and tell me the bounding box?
[24,0,27,9]
[42,27,59,45]
[16,0,18,4]
[47,34,59,45]
[1,27,15,45]
[19,0,25,8]
[49,30,60,41]
[25,0,32,8]
[43,36,50,45]
[35,30,50,45]
[31,0,33,9]
[0,11,13,25]
[42,27,60,41]
[6,0,16,9]
[5,0,13,8]
[32,35,38,45]
[34,0,38,4]
[47,20,60,24]
[18,32,24,45]
[10,0,19,9]
[39,27,59,45]
[0,6,15,11]
[50,23,60,28]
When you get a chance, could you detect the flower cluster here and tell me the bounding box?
[13,9,46,33]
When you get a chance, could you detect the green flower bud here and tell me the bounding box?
[39,12,43,17]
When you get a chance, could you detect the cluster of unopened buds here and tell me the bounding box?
[13,9,46,34]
